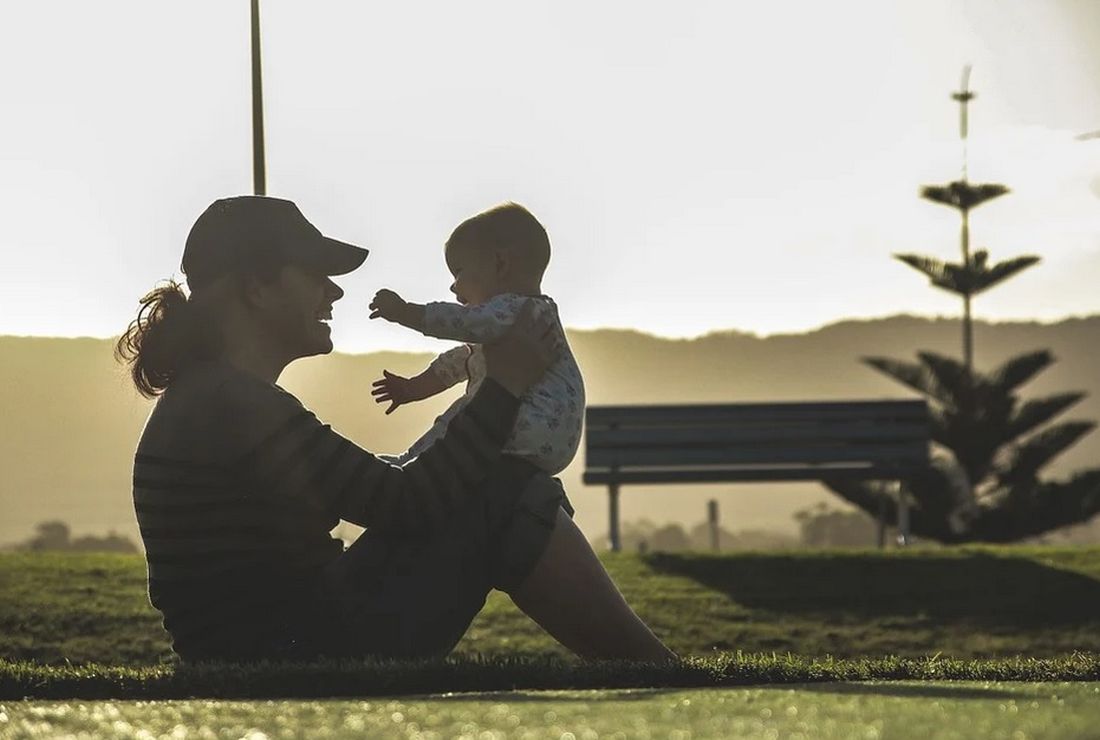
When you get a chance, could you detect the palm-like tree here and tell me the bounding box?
[904,67,1042,374]
[824,68,1100,543]
[826,351,1100,543]
[894,246,1040,374]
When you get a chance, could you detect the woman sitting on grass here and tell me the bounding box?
[116,195,674,664]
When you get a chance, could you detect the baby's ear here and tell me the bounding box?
[494,249,511,277]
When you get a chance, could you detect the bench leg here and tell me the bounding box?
[876,496,886,549]
[896,481,910,547]
[609,484,621,552]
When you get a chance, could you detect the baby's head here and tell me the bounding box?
[444,202,550,305]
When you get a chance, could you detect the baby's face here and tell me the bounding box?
[445,243,499,306]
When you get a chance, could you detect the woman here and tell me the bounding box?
[117,195,674,663]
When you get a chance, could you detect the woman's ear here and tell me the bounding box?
[241,271,277,310]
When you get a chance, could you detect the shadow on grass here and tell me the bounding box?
[454,684,1033,701]
[5,654,1098,700]
[794,681,1025,700]
[426,688,679,702]
[642,552,1100,627]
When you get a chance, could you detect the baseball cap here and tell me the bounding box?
[182,196,368,289]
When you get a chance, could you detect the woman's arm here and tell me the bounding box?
[222,302,556,534]
[227,377,520,533]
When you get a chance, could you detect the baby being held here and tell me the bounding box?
[369,202,585,476]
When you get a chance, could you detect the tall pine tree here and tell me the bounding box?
[826,68,1100,542]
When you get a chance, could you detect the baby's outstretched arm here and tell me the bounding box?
[371,346,471,415]
[371,369,447,415]
[423,295,532,344]
[370,289,426,332]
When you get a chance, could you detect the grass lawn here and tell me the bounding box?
[3,653,1099,700]
[4,547,1100,665]
[4,682,1099,739]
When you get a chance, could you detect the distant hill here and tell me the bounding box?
[2,314,1099,547]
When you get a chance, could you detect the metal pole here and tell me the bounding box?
[251,0,267,196]
[707,499,720,552]
[876,494,886,549]
[609,483,621,552]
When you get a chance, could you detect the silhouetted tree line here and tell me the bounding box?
[592,506,887,552]
[12,521,137,553]
[794,504,880,548]
[592,519,799,553]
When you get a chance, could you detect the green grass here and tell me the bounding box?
[4,548,1100,702]
[3,653,1100,700]
[5,683,1100,739]
[4,547,1100,666]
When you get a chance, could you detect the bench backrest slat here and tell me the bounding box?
[586,422,928,448]
[586,400,927,427]
[583,464,919,485]
[584,399,929,483]
[587,442,928,469]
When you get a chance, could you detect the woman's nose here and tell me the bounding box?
[326,278,344,302]
[449,281,458,296]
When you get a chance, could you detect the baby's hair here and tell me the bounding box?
[447,202,551,279]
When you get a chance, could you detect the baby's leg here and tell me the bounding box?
[508,508,677,662]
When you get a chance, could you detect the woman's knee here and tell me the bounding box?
[488,472,569,593]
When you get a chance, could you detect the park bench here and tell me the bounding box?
[582,399,930,551]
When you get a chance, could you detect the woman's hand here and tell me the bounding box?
[483,300,558,397]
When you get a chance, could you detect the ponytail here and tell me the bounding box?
[115,280,221,398]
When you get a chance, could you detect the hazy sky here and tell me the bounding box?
[3,0,1100,353]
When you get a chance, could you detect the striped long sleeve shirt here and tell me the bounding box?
[132,360,519,659]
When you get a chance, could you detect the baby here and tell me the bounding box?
[368,202,585,476]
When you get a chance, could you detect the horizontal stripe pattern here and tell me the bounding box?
[133,370,518,659]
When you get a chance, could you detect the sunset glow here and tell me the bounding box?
[1,0,1098,352]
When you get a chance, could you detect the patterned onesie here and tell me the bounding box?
[395,293,585,475]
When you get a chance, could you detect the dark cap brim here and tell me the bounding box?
[309,236,369,276]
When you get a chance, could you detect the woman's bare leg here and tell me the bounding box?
[509,508,677,661]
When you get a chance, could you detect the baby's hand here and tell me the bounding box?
[371,370,417,415]
[369,289,407,322]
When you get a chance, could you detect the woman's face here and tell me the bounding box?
[258,264,345,360]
